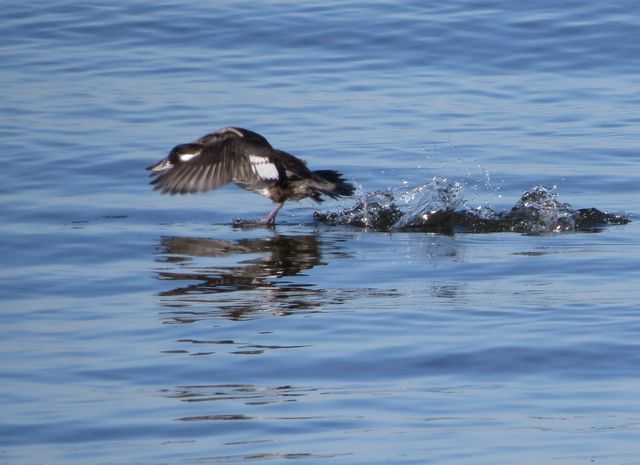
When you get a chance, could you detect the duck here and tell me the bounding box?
[146,127,356,224]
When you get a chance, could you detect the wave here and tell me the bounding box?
[314,180,629,234]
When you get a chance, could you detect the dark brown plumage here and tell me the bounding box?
[147,127,355,224]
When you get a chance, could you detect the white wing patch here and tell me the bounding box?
[249,154,279,180]
[179,152,199,162]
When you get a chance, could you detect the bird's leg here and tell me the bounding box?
[262,202,284,225]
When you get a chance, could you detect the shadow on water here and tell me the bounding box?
[154,234,324,321]
[150,181,629,323]
[147,181,634,461]
[153,232,400,322]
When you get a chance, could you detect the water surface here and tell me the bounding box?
[2,1,640,464]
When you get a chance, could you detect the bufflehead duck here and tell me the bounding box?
[147,127,355,224]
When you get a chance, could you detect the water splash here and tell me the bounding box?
[393,178,464,230]
[315,182,629,234]
[314,190,403,231]
[506,185,577,233]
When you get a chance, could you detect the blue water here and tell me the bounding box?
[2,1,640,464]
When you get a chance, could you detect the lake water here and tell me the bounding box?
[2,1,640,464]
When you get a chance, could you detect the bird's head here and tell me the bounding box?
[146,143,204,173]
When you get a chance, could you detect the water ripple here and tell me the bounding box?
[3,1,640,464]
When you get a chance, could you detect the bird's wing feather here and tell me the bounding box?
[151,139,281,195]
[270,150,313,181]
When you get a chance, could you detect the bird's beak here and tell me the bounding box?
[146,160,172,173]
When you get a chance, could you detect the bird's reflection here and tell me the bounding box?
[153,233,327,321]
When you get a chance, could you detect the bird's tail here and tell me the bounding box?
[312,170,356,199]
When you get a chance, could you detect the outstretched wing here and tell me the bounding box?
[150,139,280,195]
